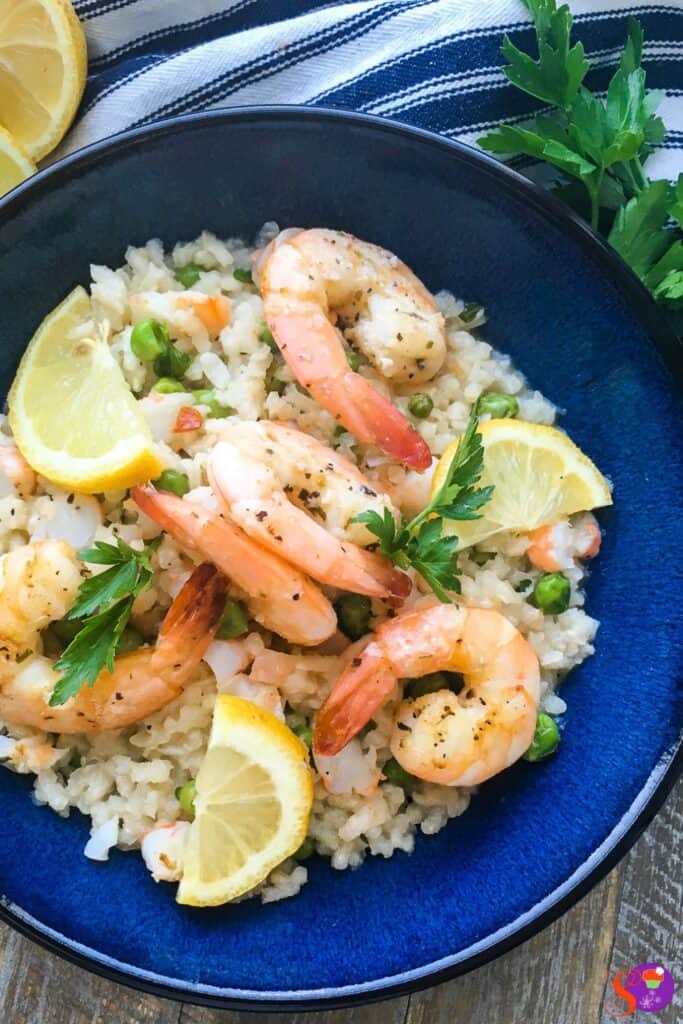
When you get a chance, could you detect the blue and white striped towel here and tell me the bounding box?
[64,0,682,181]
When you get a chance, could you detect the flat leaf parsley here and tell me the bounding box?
[354,413,493,602]
[479,1,683,324]
[50,538,158,707]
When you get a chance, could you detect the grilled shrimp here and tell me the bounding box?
[314,603,540,787]
[129,290,231,341]
[207,421,410,606]
[0,562,227,733]
[0,446,36,498]
[526,513,602,572]
[133,485,337,645]
[257,229,445,470]
[0,540,82,657]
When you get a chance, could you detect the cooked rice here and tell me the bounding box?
[0,229,599,903]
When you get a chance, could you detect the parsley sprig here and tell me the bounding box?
[479,1,683,322]
[50,538,158,707]
[354,413,493,602]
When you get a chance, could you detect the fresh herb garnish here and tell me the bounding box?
[354,412,493,601]
[479,1,683,322]
[50,538,158,707]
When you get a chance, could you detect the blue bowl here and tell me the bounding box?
[0,108,680,1010]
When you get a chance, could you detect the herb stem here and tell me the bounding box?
[630,155,647,192]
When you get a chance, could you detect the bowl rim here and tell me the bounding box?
[0,104,681,1012]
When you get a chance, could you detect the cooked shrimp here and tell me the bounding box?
[0,446,36,498]
[313,604,540,787]
[527,513,601,572]
[208,421,410,606]
[141,821,190,881]
[133,485,336,646]
[258,229,445,470]
[0,562,227,734]
[0,540,82,657]
[130,290,231,341]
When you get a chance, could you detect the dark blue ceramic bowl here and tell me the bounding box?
[0,108,681,1011]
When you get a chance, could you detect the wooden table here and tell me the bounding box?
[1,779,679,1024]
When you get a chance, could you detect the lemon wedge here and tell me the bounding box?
[177,695,314,907]
[9,286,163,493]
[433,418,612,548]
[0,125,37,196]
[0,0,87,161]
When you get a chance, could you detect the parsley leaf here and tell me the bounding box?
[501,0,588,109]
[354,412,494,602]
[51,597,134,706]
[478,4,683,326]
[49,538,157,706]
[607,180,672,278]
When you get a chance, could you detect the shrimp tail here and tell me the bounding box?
[153,563,227,678]
[313,642,396,756]
[339,372,432,472]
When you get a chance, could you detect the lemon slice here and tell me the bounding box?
[433,418,612,548]
[177,695,313,907]
[9,286,163,493]
[0,125,37,196]
[0,0,87,161]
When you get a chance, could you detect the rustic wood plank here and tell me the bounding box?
[404,858,623,1024]
[0,923,180,1024]
[600,780,683,1023]
[179,996,409,1024]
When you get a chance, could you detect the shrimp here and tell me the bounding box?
[0,562,227,734]
[0,540,82,657]
[132,485,337,646]
[207,421,410,606]
[0,445,36,498]
[527,513,601,572]
[313,604,540,787]
[258,229,445,470]
[130,290,231,341]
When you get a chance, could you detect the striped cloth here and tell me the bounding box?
[62,0,683,182]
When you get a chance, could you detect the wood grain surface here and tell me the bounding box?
[0,779,679,1024]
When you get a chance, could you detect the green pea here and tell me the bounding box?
[382,757,416,789]
[216,598,249,639]
[175,263,203,288]
[175,779,197,817]
[259,324,278,352]
[336,594,372,640]
[532,572,571,615]
[115,627,144,655]
[292,721,313,748]
[408,393,434,419]
[130,318,169,361]
[294,836,315,861]
[154,469,190,497]
[233,267,253,284]
[192,389,235,419]
[265,362,286,395]
[153,343,191,380]
[460,302,483,324]
[152,377,185,394]
[475,391,519,419]
[405,671,464,699]
[346,349,360,371]
[523,713,560,762]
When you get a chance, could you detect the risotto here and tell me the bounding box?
[0,226,611,905]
